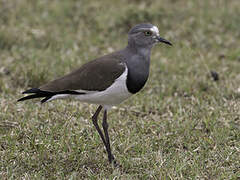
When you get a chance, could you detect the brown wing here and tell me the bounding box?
[39,53,126,92]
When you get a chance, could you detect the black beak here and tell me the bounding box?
[157,36,172,46]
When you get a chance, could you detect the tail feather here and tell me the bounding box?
[18,88,85,103]
[18,94,50,102]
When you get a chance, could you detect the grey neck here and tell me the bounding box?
[127,41,152,58]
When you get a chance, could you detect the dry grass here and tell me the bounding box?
[0,0,240,179]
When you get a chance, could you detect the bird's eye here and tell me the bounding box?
[144,31,152,36]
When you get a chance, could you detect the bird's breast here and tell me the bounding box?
[126,60,150,94]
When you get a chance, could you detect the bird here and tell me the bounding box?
[18,23,172,166]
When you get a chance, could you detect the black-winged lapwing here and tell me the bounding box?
[18,23,172,166]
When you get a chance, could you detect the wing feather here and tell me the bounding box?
[40,53,126,92]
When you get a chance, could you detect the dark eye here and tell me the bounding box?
[144,31,152,36]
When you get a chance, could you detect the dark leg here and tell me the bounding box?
[92,105,107,148]
[102,109,116,165]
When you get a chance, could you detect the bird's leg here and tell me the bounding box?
[92,106,117,166]
[102,109,116,165]
[92,105,107,148]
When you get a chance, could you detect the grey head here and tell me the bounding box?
[127,23,172,50]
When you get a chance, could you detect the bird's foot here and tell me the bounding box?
[113,159,121,168]
[109,155,121,168]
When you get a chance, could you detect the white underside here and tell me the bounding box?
[46,66,132,109]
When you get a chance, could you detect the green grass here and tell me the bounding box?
[1,0,240,179]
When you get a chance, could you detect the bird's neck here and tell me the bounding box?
[126,42,152,58]
[137,47,152,57]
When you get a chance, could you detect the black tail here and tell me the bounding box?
[18,88,85,103]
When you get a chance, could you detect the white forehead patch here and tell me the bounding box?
[150,26,159,36]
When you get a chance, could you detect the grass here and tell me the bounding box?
[0,0,240,179]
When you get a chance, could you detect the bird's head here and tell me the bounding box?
[128,23,172,49]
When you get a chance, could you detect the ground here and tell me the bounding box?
[0,0,240,179]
